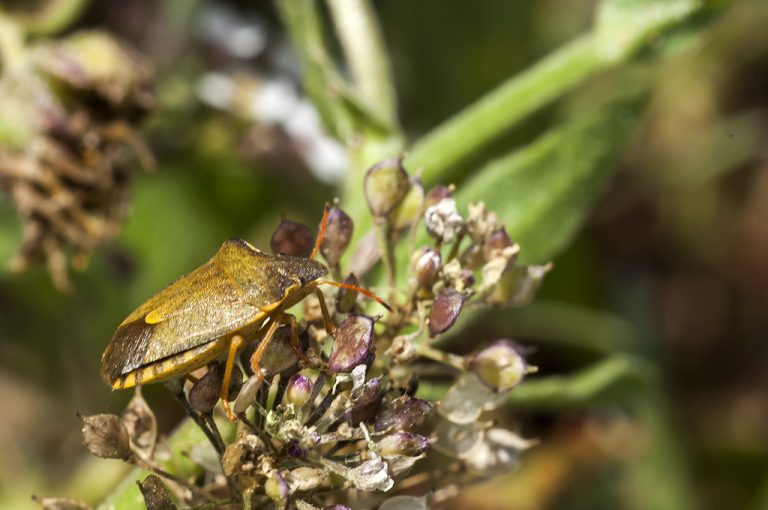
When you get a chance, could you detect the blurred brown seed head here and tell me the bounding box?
[320,206,354,266]
[428,288,469,336]
[79,413,131,460]
[271,217,315,257]
[327,314,375,374]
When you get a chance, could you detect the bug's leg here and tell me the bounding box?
[314,288,336,337]
[220,334,245,422]
[249,314,285,377]
[284,313,311,367]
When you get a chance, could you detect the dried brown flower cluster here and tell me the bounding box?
[0,30,154,290]
[67,159,550,510]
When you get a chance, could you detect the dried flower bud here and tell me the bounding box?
[467,340,529,392]
[222,431,266,479]
[409,247,441,291]
[377,432,430,457]
[364,158,410,217]
[287,466,328,492]
[319,206,354,265]
[335,273,359,313]
[285,374,314,409]
[80,413,131,460]
[374,396,433,432]
[271,218,314,257]
[483,227,513,261]
[346,377,386,425]
[347,458,394,492]
[265,471,290,509]
[137,475,177,510]
[428,288,469,337]
[327,314,375,374]
[424,185,453,209]
[424,198,464,243]
[388,178,425,230]
[188,364,243,414]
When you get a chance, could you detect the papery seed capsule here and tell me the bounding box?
[364,157,410,217]
[335,273,359,313]
[388,178,425,230]
[270,217,314,257]
[424,197,464,243]
[346,376,385,425]
[428,288,468,337]
[483,227,513,261]
[409,247,441,291]
[327,314,375,374]
[467,340,529,392]
[80,413,131,460]
[377,432,430,457]
[374,395,433,432]
[285,373,313,409]
[320,206,354,266]
[265,471,290,509]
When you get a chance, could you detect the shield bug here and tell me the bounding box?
[100,206,389,421]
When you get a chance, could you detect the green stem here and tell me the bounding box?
[407,35,605,185]
[326,0,399,128]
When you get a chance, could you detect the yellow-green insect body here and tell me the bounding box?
[100,238,327,390]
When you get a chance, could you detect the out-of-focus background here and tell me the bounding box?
[1,0,767,509]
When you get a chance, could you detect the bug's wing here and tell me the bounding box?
[101,257,263,383]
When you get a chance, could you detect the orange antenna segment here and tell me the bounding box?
[310,204,331,260]
[318,280,394,312]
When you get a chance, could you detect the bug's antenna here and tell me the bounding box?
[310,203,330,260]
[317,279,394,312]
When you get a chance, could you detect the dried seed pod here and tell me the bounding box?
[265,471,290,509]
[188,364,243,414]
[121,390,157,459]
[327,314,375,374]
[388,178,425,230]
[483,227,513,261]
[428,288,469,337]
[374,396,433,432]
[364,157,410,217]
[241,323,299,378]
[285,373,314,409]
[377,432,430,457]
[320,206,354,266]
[467,340,529,392]
[424,197,464,243]
[485,263,550,307]
[79,413,131,460]
[346,376,385,425]
[346,458,394,492]
[233,374,263,415]
[335,273,360,313]
[270,217,314,257]
[137,475,177,510]
[409,247,441,292]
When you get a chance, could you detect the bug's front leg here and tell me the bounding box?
[314,287,336,337]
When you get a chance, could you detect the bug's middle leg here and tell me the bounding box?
[220,334,245,422]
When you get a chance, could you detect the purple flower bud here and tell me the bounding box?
[323,506,352,510]
[79,413,131,460]
[285,374,313,409]
[335,273,359,313]
[265,471,290,509]
[483,227,513,261]
[424,184,453,209]
[364,157,410,217]
[377,432,430,457]
[346,377,385,425]
[428,288,468,337]
[327,314,375,374]
[374,396,433,432]
[320,206,354,266]
[409,247,441,291]
[467,340,529,392]
[270,217,314,257]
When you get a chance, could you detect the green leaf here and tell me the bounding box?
[454,91,645,264]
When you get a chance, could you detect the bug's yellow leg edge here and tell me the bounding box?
[314,287,336,337]
[249,313,285,382]
[221,334,245,422]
